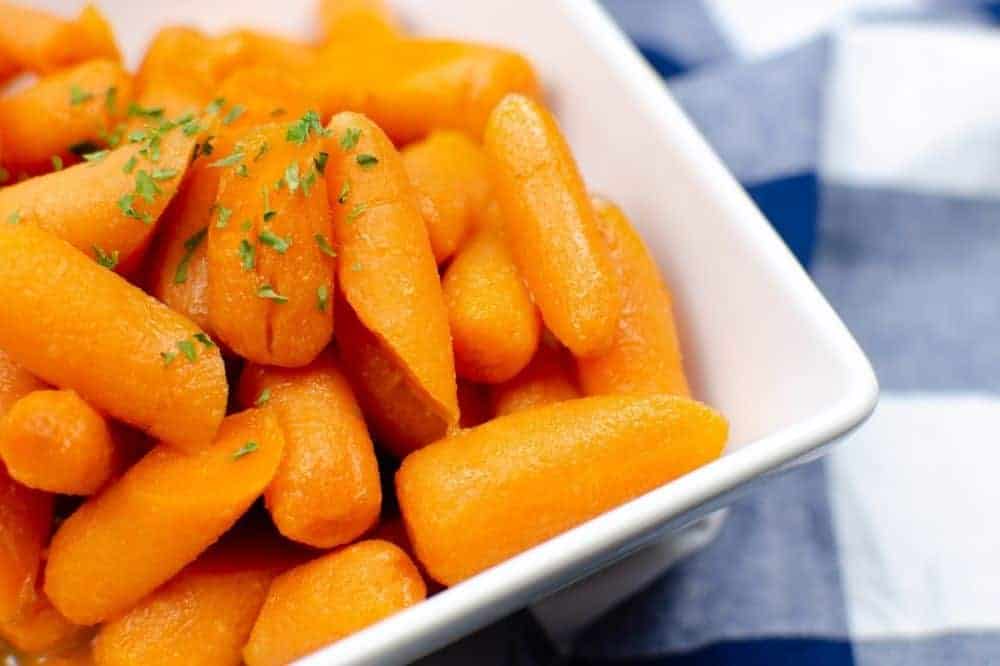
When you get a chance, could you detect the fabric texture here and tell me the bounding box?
[421,2,1000,664]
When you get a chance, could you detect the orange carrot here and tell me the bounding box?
[208,122,334,366]
[0,349,45,417]
[0,390,116,496]
[484,94,621,357]
[0,225,227,453]
[403,130,491,263]
[0,465,51,623]
[237,350,381,548]
[0,113,200,272]
[0,3,119,74]
[319,0,400,42]
[578,197,690,397]
[443,222,540,383]
[325,112,457,454]
[135,28,232,107]
[0,591,86,655]
[489,342,580,417]
[398,395,727,585]
[214,30,319,74]
[44,409,284,625]
[243,540,426,666]
[0,45,18,85]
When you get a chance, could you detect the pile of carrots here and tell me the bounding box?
[0,0,729,664]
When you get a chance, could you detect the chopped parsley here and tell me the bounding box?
[261,187,276,221]
[314,234,336,257]
[356,153,378,168]
[339,127,361,151]
[173,227,208,284]
[240,219,253,232]
[254,141,270,162]
[316,284,329,312]
[337,180,350,204]
[209,151,244,168]
[232,441,259,460]
[194,332,215,348]
[177,339,197,362]
[152,168,178,181]
[239,239,255,270]
[82,150,109,163]
[134,170,161,203]
[285,162,300,193]
[161,351,177,366]
[122,155,138,174]
[215,205,232,228]
[127,102,164,119]
[69,85,93,106]
[256,284,288,303]
[104,86,118,113]
[346,203,367,222]
[255,388,271,406]
[6,210,20,225]
[286,110,329,145]
[313,151,329,174]
[51,155,63,171]
[222,104,246,126]
[235,164,249,178]
[259,230,290,253]
[93,245,119,269]
[205,97,226,115]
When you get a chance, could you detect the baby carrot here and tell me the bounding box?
[402,130,491,263]
[319,0,400,43]
[0,465,52,623]
[325,112,458,453]
[443,222,541,384]
[578,197,690,397]
[0,591,86,655]
[0,349,45,417]
[243,540,426,666]
[44,409,285,625]
[484,94,621,357]
[237,350,381,548]
[135,28,232,107]
[397,394,728,585]
[0,60,132,174]
[207,121,334,366]
[214,30,319,74]
[489,342,580,417]
[0,3,119,74]
[0,225,227,453]
[0,390,116,496]
[0,114,199,272]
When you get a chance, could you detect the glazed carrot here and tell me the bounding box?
[244,540,426,666]
[310,40,540,142]
[135,28,232,107]
[0,465,52,623]
[398,394,727,585]
[325,112,458,453]
[0,60,132,175]
[369,517,441,594]
[489,342,580,417]
[0,3,119,74]
[578,197,690,397]
[0,225,226,452]
[44,409,284,625]
[0,349,45,417]
[0,114,199,271]
[484,94,621,357]
[145,70,315,331]
[215,30,319,73]
[443,223,540,383]
[402,131,491,263]
[0,390,116,496]
[457,380,491,429]
[0,591,86,655]
[237,350,381,548]
[208,121,334,366]
[92,534,296,666]
[319,0,400,43]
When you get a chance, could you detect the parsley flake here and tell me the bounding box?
[51,155,63,171]
[239,239,255,270]
[209,151,244,168]
[205,97,226,115]
[134,170,162,203]
[222,104,246,126]
[127,102,164,119]
[337,180,351,204]
[259,230,290,253]
[254,141,270,162]
[152,168,177,180]
[83,150,109,163]
[255,388,271,406]
[346,203,367,222]
[257,284,288,303]
[313,151,329,174]
[104,86,118,113]
[241,219,253,232]
[232,441,259,460]
[339,127,361,151]
[161,351,177,366]
[194,332,215,348]
[69,85,93,106]
[6,210,20,225]
[215,205,232,228]
[285,162,300,193]
[177,339,197,362]
[173,227,207,284]
[93,245,119,270]
[286,110,329,145]
[235,164,249,177]
[315,234,336,257]
[317,284,329,312]
[356,153,378,168]
[122,155,138,174]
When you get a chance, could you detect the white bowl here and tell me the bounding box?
[28,0,879,663]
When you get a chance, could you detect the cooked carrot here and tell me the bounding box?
[578,197,690,397]
[0,349,45,417]
[0,114,199,272]
[135,28,232,106]
[319,0,400,43]
[0,591,86,655]
[325,112,457,453]
[44,409,284,625]
[0,465,52,623]
[146,70,314,331]
[489,342,580,417]
[0,390,116,496]
[0,45,18,85]
[0,225,226,452]
[244,540,426,666]
[92,533,297,666]
[237,350,381,548]
[0,3,119,74]
[443,222,540,383]
[457,380,491,429]
[215,30,319,73]
[310,40,539,142]
[398,394,727,585]
[208,121,334,366]
[484,94,621,357]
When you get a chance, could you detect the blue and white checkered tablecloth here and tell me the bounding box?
[424,1,1000,664]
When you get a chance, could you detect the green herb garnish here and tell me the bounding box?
[232,441,258,459]
[70,85,93,106]
[286,110,329,145]
[255,388,272,406]
[194,332,215,348]
[339,127,361,151]
[346,203,366,222]
[257,284,288,303]
[177,339,197,362]
[316,284,329,312]
[222,104,246,126]
[259,230,290,253]
[51,155,63,171]
[239,239,255,270]
[93,245,119,269]
[173,227,208,284]
[215,205,232,228]
[356,153,378,168]
[337,180,350,204]
[122,155,138,174]
[314,234,336,257]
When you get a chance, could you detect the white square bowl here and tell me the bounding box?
[27,0,879,663]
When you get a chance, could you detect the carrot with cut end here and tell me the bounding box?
[0,115,199,272]
[44,409,284,625]
[208,122,334,366]
[402,130,491,263]
[243,540,426,666]
[326,112,458,454]
[0,390,117,496]
[0,3,119,74]
[489,342,580,417]
[484,93,621,357]
[237,350,381,548]
[398,394,727,586]
[0,60,132,175]
[319,0,400,43]
[0,591,86,655]
[578,197,690,397]
[0,465,52,623]
[0,349,45,418]
[443,222,540,384]
[0,225,227,453]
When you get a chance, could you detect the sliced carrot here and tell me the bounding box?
[44,409,284,625]
[0,3,119,74]
[489,342,580,417]
[0,465,51,623]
